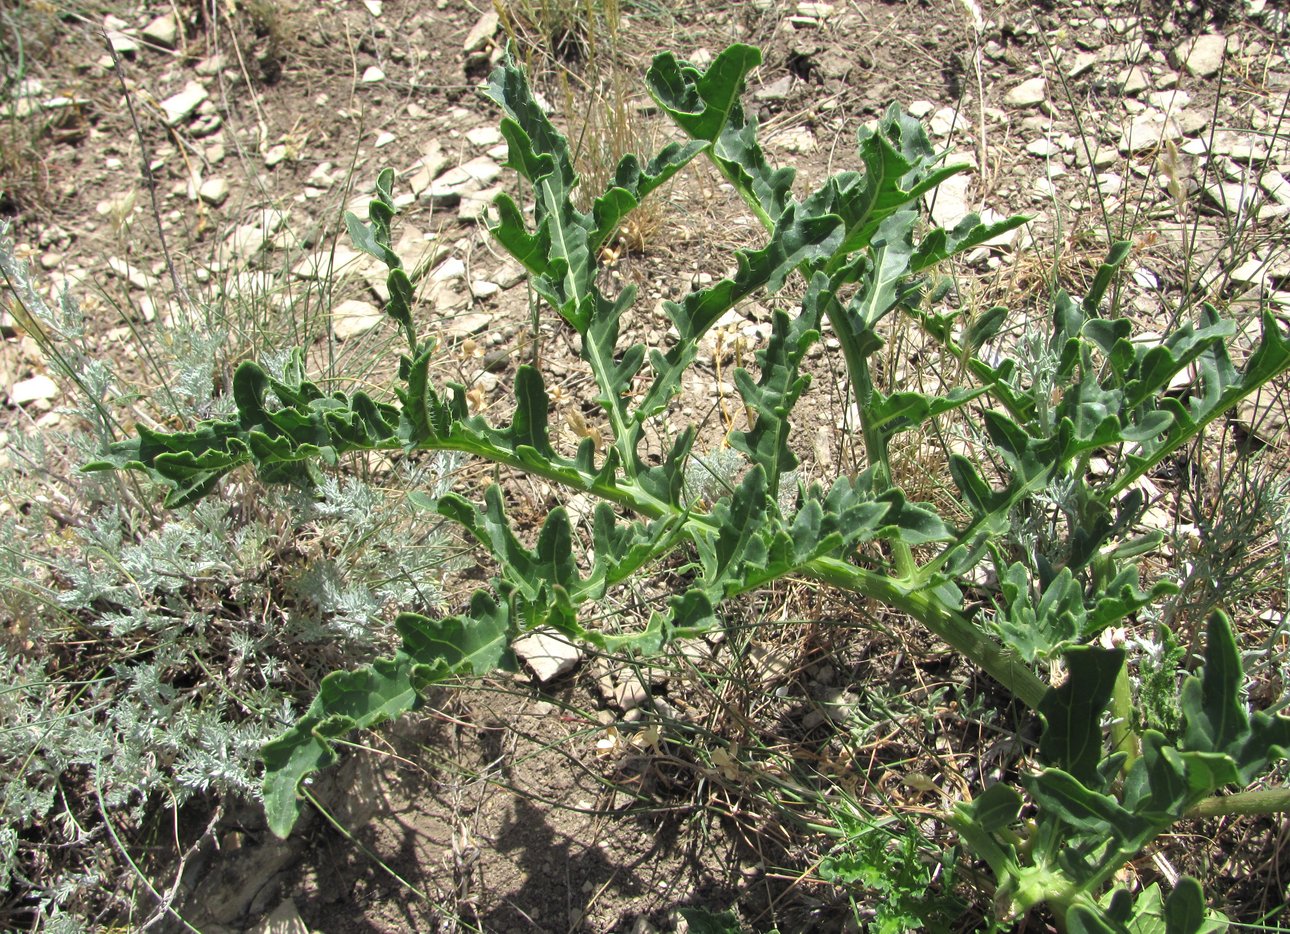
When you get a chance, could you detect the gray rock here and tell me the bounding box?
[292,244,362,280]
[1238,386,1288,442]
[1260,171,1290,205]
[331,299,383,340]
[1204,181,1258,216]
[442,310,493,338]
[1117,112,1182,153]
[142,12,179,49]
[1004,77,1047,108]
[1209,130,1269,162]
[465,126,502,147]
[1118,65,1149,95]
[8,374,60,407]
[929,106,968,137]
[459,185,502,222]
[463,9,500,54]
[925,170,971,228]
[492,260,526,289]
[513,628,582,683]
[430,257,466,283]
[194,54,225,76]
[613,677,649,712]
[361,65,385,83]
[460,156,502,186]
[107,256,159,290]
[199,178,229,206]
[407,141,448,195]
[106,29,139,54]
[161,81,208,126]
[1173,33,1227,77]
[754,74,793,103]
[1066,51,1099,79]
[1026,138,1059,157]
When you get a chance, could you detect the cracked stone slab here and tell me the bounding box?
[513,628,582,683]
[161,81,208,126]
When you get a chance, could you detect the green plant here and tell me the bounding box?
[92,45,1290,930]
[819,811,961,933]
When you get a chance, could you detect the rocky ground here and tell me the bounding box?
[2,0,1289,931]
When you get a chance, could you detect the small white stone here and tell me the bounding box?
[1147,89,1191,111]
[908,100,934,118]
[463,10,500,54]
[106,30,140,54]
[430,257,466,282]
[264,144,288,167]
[1173,34,1227,77]
[1004,77,1047,108]
[107,256,158,290]
[363,0,382,15]
[1117,112,1182,154]
[142,12,179,49]
[198,178,229,206]
[361,65,385,84]
[331,299,383,340]
[442,310,492,336]
[161,81,208,126]
[465,126,503,148]
[459,156,502,186]
[374,131,395,148]
[1118,66,1149,95]
[1204,181,1258,215]
[1026,138,1059,157]
[512,628,582,683]
[8,374,60,407]
[1066,51,1099,79]
[929,106,968,137]
[1260,171,1290,205]
[925,170,972,228]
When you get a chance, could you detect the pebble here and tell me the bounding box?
[1117,112,1182,153]
[1173,34,1227,77]
[106,29,139,55]
[361,65,385,84]
[430,257,466,282]
[107,256,158,290]
[331,299,383,340]
[1204,182,1257,215]
[142,12,179,49]
[194,54,225,76]
[8,374,60,407]
[929,106,968,137]
[1066,51,1099,79]
[1004,77,1047,108]
[198,178,229,206]
[465,126,502,147]
[160,81,208,126]
[463,9,500,54]
[512,628,581,683]
[1118,66,1149,95]
[264,144,288,167]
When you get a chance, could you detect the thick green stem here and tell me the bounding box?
[806,556,1048,710]
[1187,787,1290,817]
